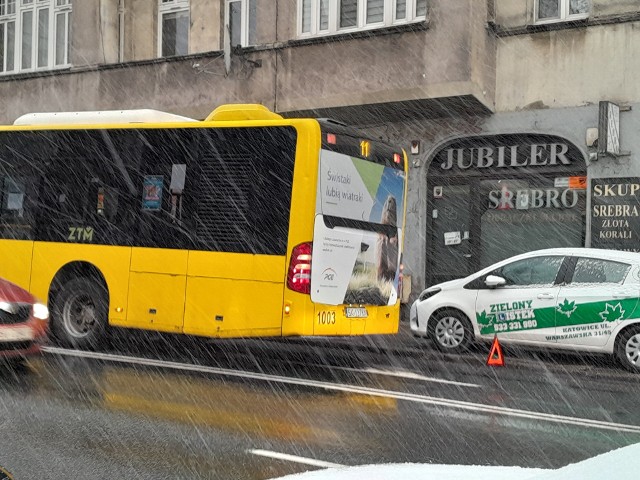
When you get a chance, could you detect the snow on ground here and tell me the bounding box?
[534,442,640,480]
[273,442,640,480]
[274,463,544,480]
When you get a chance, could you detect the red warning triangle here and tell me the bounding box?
[487,336,505,367]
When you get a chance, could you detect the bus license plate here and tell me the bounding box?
[345,307,368,318]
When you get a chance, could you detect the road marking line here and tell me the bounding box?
[43,346,640,434]
[248,449,343,468]
[321,365,480,388]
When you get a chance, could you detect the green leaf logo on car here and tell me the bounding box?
[476,310,492,325]
[557,298,577,318]
[599,303,625,322]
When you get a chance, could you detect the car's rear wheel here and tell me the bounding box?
[51,277,108,349]
[429,309,473,352]
[615,325,640,373]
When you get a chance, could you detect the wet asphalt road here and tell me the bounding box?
[0,330,639,480]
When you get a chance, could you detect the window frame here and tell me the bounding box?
[489,255,566,289]
[0,0,71,75]
[224,0,255,48]
[53,0,71,66]
[534,0,590,25]
[158,0,190,58]
[298,0,427,38]
[566,256,632,286]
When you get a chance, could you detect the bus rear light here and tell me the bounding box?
[393,153,402,164]
[327,133,337,145]
[287,242,312,294]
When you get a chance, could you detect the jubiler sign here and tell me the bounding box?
[430,134,583,176]
[592,178,640,252]
[441,143,570,170]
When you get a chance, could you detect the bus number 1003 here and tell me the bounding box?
[317,311,336,325]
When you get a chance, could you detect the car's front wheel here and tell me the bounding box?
[429,309,473,352]
[615,325,640,373]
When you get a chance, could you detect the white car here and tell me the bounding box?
[410,248,640,372]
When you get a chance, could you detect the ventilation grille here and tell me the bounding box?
[195,154,253,251]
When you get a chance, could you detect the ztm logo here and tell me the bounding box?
[322,268,337,281]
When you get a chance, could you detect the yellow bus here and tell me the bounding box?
[0,104,407,348]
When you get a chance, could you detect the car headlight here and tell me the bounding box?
[32,303,49,320]
[0,301,14,313]
[419,287,441,302]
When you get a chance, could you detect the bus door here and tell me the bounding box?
[310,147,406,335]
[126,131,189,333]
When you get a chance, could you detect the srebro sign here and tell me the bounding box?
[488,187,579,210]
[430,134,584,176]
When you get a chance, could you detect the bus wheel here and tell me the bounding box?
[428,309,473,353]
[615,325,640,373]
[52,277,108,349]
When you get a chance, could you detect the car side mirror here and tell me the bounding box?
[485,275,506,288]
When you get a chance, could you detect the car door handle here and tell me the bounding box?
[613,293,633,298]
[537,293,555,299]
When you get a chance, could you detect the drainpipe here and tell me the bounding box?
[118,0,125,62]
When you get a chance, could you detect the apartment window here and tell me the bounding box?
[536,0,589,23]
[159,0,189,57]
[225,0,256,48]
[299,0,426,37]
[0,0,70,74]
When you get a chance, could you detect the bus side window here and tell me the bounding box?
[88,180,137,246]
[90,180,121,223]
[0,175,38,240]
[37,157,91,243]
[138,174,195,250]
[136,130,197,250]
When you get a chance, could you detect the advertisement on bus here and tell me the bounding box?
[311,149,406,306]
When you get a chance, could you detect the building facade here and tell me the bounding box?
[0,0,494,122]
[0,0,638,302]
[401,0,640,295]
